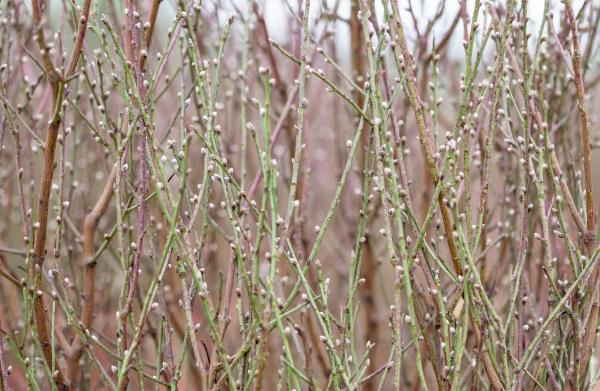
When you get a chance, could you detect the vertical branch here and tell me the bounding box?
[563,0,596,241]
[282,0,310,235]
[564,0,598,379]
[141,0,162,70]
[29,1,92,389]
[350,1,380,386]
[145,0,162,49]
[0,322,6,391]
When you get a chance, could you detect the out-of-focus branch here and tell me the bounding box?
[66,165,116,385]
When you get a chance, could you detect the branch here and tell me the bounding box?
[30,1,93,389]
[66,166,117,385]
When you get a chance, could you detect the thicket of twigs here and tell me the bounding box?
[1,0,600,389]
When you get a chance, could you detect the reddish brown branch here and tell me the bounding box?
[30,1,93,389]
[141,0,162,70]
[564,0,598,378]
[65,0,92,77]
[66,166,117,385]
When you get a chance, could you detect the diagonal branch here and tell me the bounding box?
[30,1,93,389]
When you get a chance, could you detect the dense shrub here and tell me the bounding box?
[0,0,600,389]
